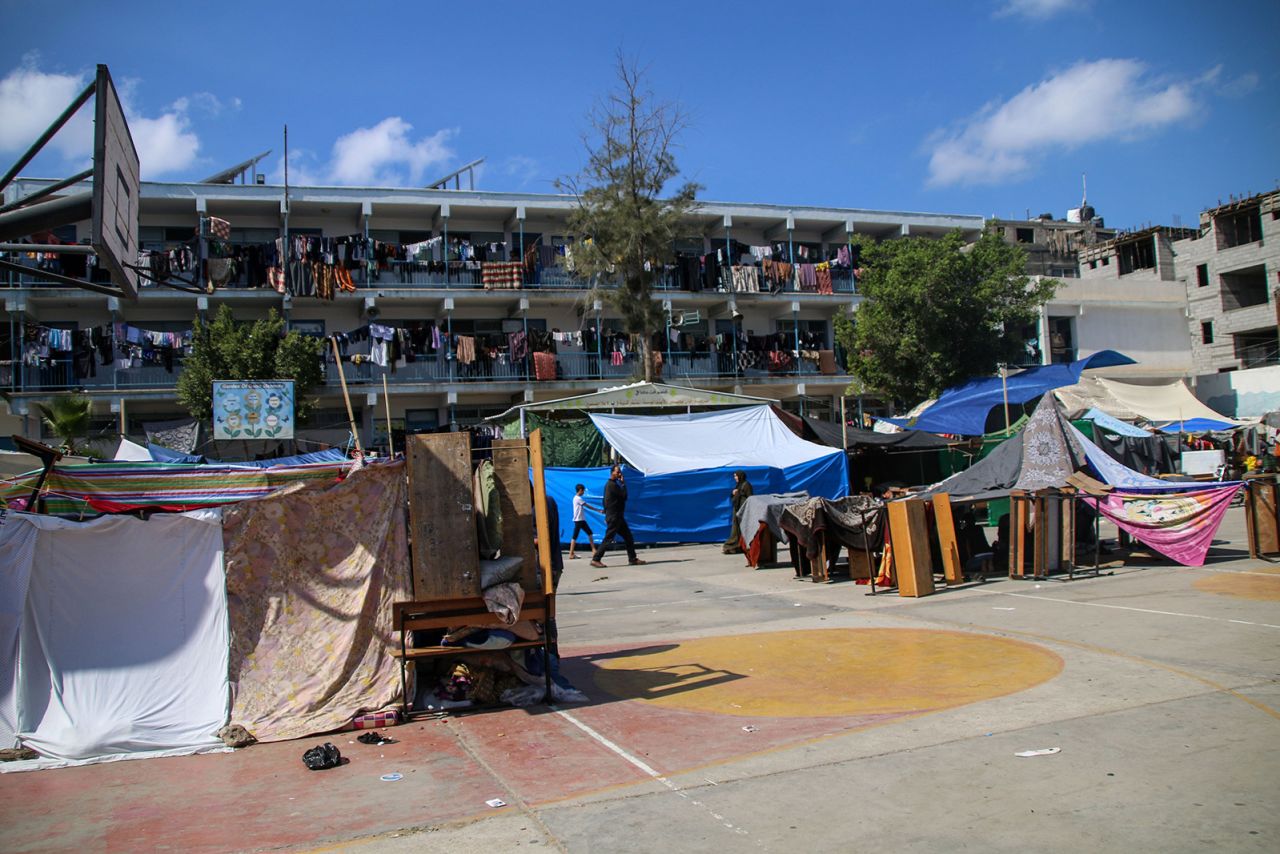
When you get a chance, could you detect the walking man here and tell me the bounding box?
[568,483,599,560]
[590,464,646,568]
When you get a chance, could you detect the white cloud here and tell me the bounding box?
[329,117,455,186]
[0,54,94,159]
[130,111,200,175]
[925,58,1198,187]
[0,55,205,178]
[995,0,1083,19]
[269,117,458,187]
[500,155,540,189]
[1220,71,1259,98]
[172,91,241,118]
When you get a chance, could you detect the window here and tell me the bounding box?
[1201,321,1214,344]
[1101,256,1110,266]
[1234,328,1279,368]
[1216,206,1262,249]
[1048,317,1075,364]
[404,408,439,432]
[777,319,829,348]
[1196,264,1209,288]
[288,320,326,337]
[1117,237,1156,275]
[1220,265,1269,310]
[1015,228,1035,244]
[1088,260,1097,270]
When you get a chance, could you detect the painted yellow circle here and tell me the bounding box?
[1194,567,1280,602]
[591,628,1062,718]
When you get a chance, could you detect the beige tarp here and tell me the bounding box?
[1092,378,1239,424]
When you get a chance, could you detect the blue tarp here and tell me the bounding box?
[147,443,205,463]
[1082,408,1153,437]
[910,350,1135,436]
[147,444,349,467]
[544,454,849,545]
[1156,418,1239,434]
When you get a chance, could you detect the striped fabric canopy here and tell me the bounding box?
[0,460,355,517]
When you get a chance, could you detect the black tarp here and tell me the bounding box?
[803,417,953,451]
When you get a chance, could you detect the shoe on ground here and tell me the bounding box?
[629,559,648,565]
[590,560,606,568]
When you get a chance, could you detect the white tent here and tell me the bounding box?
[588,406,842,476]
[1094,378,1243,424]
[112,437,153,461]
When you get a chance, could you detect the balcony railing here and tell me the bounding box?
[6,358,185,391]
[5,349,848,394]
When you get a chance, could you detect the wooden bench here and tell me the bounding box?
[392,592,554,714]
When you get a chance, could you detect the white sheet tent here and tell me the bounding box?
[588,406,840,475]
[542,406,849,544]
[0,461,411,768]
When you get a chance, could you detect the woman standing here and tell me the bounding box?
[722,470,753,554]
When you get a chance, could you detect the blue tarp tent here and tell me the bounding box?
[1156,418,1239,434]
[545,406,848,544]
[148,443,349,467]
[910,350,1135,436]
[1081,408,1153,438]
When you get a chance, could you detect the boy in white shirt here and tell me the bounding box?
[568,483,600,560]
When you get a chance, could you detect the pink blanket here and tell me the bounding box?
[1084,484,1243,567]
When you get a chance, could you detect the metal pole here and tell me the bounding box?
[841,396,848,451]
[0,193,94,243]
[0,79,96,193]
[330,336,364,457]
[1001,363,1011,434]
[381,374,394,455]
[283,125,290,294]
[0,169,92,216]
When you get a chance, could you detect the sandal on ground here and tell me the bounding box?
[590,560,606,568]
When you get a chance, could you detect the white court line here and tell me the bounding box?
[569,591,776,615]
[995,591,1280,630]
[1180,566,1280,578]
[554,707,749,837]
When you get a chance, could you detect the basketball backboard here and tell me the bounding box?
[90,65,140,298]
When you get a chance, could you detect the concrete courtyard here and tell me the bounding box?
[1,508,1277,853]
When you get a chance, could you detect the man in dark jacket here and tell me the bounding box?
[590,464,646,568]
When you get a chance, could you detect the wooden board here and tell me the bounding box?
[1246,477,1280,557]
[846,547,874,580]
[887,499,935,597]
[529,429,555,601]
[1061,489,1077,571]
[492,438,537,590]
[406,432,480,600]
[1008,491,1029,578]
[931,493,964,585]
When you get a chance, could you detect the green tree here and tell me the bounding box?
[176,305,324,423]
[36,392,94,455]
[556,54,701,381]
[835,230,1056,406]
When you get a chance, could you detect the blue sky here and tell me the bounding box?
[1,0,1276,229]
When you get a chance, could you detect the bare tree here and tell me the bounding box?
[557,54,701,382]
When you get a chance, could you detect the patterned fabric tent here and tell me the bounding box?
[0,460,352,517]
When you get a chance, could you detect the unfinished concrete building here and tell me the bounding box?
[1177,190,1280,374]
